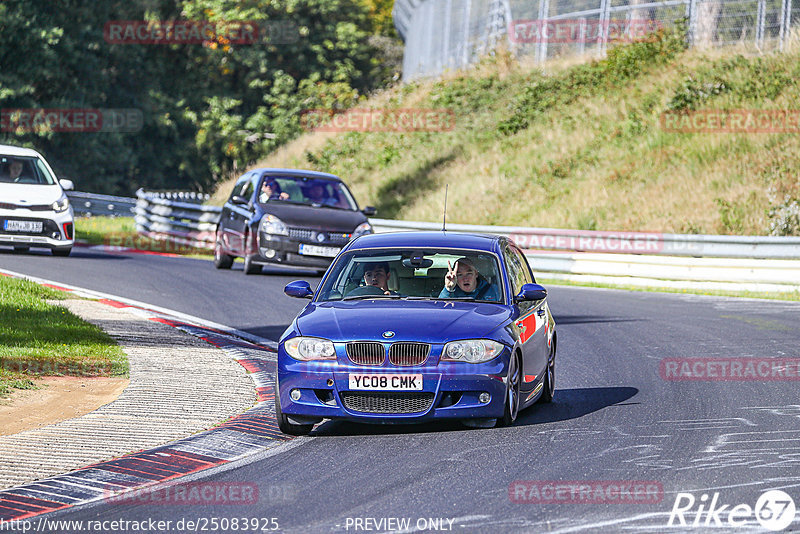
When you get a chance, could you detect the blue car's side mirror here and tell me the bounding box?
[514,283,547,303]
[285,280,314,299]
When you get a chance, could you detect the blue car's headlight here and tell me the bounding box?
[441,339,504,363]
[260,214,289,236]
[284,336,336,361]
[52,195,70,213]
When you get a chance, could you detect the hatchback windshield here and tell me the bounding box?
[0,155,56,185]
[257,175,357,210]
[317,248,504,303]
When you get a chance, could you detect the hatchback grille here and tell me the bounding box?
[288,227,351,245]
[340,392,435,414]
[0,202,51,211]
[388,343,430,366]
[346,342,385,365]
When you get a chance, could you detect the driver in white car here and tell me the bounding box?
[4,158,24,181]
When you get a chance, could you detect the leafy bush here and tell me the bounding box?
[768,198,800,236]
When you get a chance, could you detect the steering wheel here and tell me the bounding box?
[346,285,386,297]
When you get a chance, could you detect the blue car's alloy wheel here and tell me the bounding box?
[499,353,521,427]
[539,343,555,404]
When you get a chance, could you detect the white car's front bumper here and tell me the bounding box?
[0,206,74,249]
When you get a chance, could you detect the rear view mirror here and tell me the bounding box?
[231,195,250,206]
[402,257,433,269]
[514,283,547,302]
[362,206,377,216]
[285,280,314,299]
[59,179,74,191]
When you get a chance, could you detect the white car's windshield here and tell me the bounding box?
[0,155,56,185]
[318,248,504,304]
[257,175,357,210]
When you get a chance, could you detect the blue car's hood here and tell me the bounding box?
[295,300,511,343]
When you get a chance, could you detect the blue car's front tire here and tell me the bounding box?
[275,387,314,436]
[498,353,521,427]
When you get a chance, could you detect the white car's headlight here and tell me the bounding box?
[52,195,70,213]
[352,222,373,239]
[441,339,504,363]
[260,214,288,236]
[284,336,336,361]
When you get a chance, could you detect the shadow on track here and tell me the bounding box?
[553,315,645,325]
[0,248,126,260]
[242,324,291,341]
[310,386,638,437]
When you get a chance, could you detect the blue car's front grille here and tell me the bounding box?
[340,392,435,414]
[388,343,430,366]
[346,342,385,365]
[346,342,431,366]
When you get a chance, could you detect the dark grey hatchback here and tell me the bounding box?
[214,169,375,274]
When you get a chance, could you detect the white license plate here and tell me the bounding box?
[4,220,43,233]
[349,374,423,391]
[299,244,340,258]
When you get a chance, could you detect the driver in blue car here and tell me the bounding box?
[439,257,500,301]
[363,262,395,295]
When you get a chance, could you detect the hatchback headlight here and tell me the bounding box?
[441,339,504,363]
[284,336,336,361]
[352,222,373,238]
[52,195,70,213]
[260,214,288,236]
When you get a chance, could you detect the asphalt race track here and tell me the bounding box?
[2,246,800,533]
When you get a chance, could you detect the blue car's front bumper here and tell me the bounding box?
[277,352,510,423]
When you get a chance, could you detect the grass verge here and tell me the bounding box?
[0,276,129,397]
[75,216,213,258]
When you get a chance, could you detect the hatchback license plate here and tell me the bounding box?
[4,220,42,233]
[349,374,423,391]
[298,244,340,257]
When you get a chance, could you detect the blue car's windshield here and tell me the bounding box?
[317,248,504,304]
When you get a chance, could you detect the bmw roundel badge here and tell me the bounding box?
[382,331,395,338]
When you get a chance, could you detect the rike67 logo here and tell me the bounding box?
[668,490,796,531]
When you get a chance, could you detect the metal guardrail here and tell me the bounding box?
[80,190,800,292]
[134,189,221,250]
[368,218,800,259]
[66,191,137,217]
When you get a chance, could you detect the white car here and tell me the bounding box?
[0,144,75,256]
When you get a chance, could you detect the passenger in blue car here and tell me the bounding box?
[439,257,500,301]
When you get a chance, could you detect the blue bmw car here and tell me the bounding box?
[277,231,557,435]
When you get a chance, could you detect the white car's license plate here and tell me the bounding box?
[4,220,43,233]
[349,374,423,391]
[298,244,340,258]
